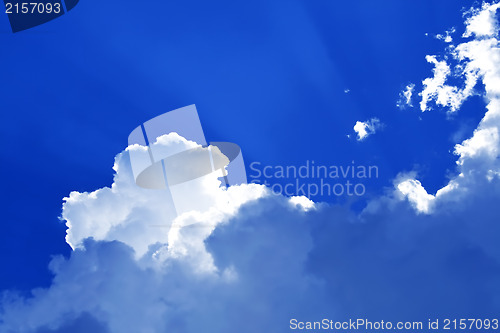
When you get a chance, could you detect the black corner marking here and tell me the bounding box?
[64,0,78,12]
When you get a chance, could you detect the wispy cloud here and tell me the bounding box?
[397,83,415,108]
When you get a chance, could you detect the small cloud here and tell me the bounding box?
[353,118,382,141]
[435,27,456,43]
[344,89,350,94]
[397,83,415,109]
[397,178,435,214]
[288,196,315,211]
[418,55,478,113]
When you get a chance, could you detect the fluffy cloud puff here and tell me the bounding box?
[353,118,382,141]
[63,133,265,264]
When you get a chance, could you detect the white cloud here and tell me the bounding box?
[3,137,500,332]
[436,27,456,43]
[397,83,415,108]
[0,151,327,332]
[417,3,500,113]
[398,1,500,213]
[288,195,315,211]
[64,133,266,264]
[454,127,500,162]
[353,118,382,141]
[463,2,500,38]
[396,178,435,214]
[418,55,475,112]
[2,3,500,333]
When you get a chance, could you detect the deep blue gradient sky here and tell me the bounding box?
[0,0,487,295]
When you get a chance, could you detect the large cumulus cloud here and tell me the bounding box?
[1,3,500,333]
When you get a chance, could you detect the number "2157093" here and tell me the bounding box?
[5,2,61,14]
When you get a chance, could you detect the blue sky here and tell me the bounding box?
[1,1,500,332]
